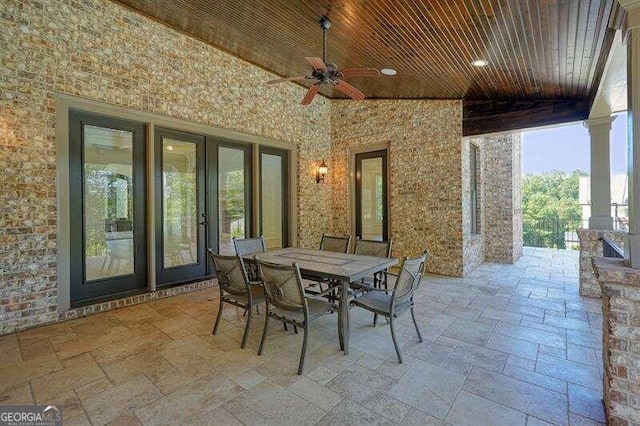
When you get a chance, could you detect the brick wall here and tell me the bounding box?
[592,257,640,425]
[0,0,331,334]
[462,138,485,274]
[330,100,465,277]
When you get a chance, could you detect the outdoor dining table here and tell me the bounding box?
[250,247,398,355]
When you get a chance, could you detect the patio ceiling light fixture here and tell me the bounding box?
[316,160,328,183]
[471,59,489,67]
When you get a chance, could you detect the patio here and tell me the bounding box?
[0,248,604,425]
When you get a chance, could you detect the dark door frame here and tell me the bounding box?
[355,149,389,241]
[154,127,207,287]
[68,110,148,306]
[259,146,289,248]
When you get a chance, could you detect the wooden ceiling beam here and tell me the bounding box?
[462,99,590,136]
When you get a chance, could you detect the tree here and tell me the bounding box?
[522,170,586,248]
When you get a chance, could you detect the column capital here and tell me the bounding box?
[583,116,616,132]
[619,0,640,29]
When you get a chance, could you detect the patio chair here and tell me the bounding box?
[307,234,352,297]
[208,249,265,349]
[319,234,351,253]
[352,238,393,294]
[351,250,428,363]
[257,259,333,375]
[233,235,267,281]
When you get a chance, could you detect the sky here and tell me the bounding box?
[521,111,628,175]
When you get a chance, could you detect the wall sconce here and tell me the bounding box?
[316,160,328,183]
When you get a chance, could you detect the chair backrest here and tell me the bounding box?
[233,236,267,256]
[319,234,351,253]
[392,251,428,305]
[208,249,250,296]
[257,260,306,313]
[354,238,393,258]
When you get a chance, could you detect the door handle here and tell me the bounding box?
[199,212,208,226]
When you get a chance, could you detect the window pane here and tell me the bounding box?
[361,157,384,241]
[163,138,198,268]
[83,125,134,281]
[219,147,246,255]
[261,153,283,249]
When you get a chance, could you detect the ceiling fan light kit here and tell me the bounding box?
[267,16,381,105]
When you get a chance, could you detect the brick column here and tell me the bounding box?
[482,133,523,263]
[592,257,640,425]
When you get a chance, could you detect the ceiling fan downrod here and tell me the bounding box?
[320,16,331,64]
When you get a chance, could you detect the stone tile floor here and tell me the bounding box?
[0,247,605,425]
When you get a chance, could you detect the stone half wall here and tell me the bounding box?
[578,229,626,297]
[0,0,332,334]
[330,100,465,277]
[592,257,640,425]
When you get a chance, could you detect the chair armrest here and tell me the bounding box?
[248,280,263,286]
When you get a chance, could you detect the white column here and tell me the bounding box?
[584,117,615,230]
[621,0,640,267]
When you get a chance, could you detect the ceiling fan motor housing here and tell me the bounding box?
[320,16,331,30]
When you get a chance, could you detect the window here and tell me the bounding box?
[470,143,480,234]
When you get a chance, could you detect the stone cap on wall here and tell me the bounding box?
[592,257,640,286]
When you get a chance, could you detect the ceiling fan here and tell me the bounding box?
[267,16,380,105]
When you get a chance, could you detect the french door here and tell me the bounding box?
[209,141,252,255]
[154,128,207,286]
[69,111,147,305]
[355,150,389,241]
[69,111,289,303]
[260,147,289,249]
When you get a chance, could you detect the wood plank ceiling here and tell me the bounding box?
[114,0,617,135]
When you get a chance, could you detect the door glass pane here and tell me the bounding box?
[83,125,134,280]
[261,153,283,250]
[360,157,384,241]
[163,138,198,268]
[218,147,246,255]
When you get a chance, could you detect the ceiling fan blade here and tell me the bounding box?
[301,83,321,105]
[266,75,309,84]
[332,79,365,100]
[305,57,328,72]
[339,68,381,78]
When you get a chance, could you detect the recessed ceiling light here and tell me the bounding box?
[380,68,397,76]
[471,59,489,67]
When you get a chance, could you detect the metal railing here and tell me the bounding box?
[600,234,625,258]
[523,217,585,249]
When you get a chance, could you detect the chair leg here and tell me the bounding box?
[212,297,224,335]
[241,304,252,349]
[258,310,270,355]
[411,307,423,342]
[293,325,298,334]
[389,316,403,364]
[297,326,308,375]
[373,313,378,327]
[283,322,288,331]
